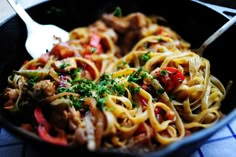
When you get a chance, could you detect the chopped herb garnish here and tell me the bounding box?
[157,36,163,41]
[132,101,137,108]
[128,86,140,94]
[59,62,69,69]
[97,97,107,110]
[56,86,74,93]
[72,68,81,79]
[91,47,96,53]
[117,61,127,69]
[113,6,122,17]
[140,51,151,62]
[72,79,97,97]
[160,70,167,76]
[141,72,148,79]
[128,68,143,83]
[156,87,165,96]
[28,77,39,88]
[70,96,83,109]
[112,83,125,96]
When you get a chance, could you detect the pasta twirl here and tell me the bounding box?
[1,10,226,153]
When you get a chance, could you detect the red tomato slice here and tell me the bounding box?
[49,42,75,59]
[156,67,185,92]
[89,33,101,47]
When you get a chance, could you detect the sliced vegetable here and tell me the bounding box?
[38,125,67,146]
[15,69,49,79]
[34,107,67,146]
[49,42,75,59]
[156,67,185,92]
[34,107,51,131]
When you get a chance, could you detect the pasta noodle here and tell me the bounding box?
[1,9,226,153]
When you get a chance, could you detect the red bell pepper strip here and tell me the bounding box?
[34,107,68,146]
[38,125,67,146]
[83,33,104,59]
[156,67,185,92]
[34,107,51,131]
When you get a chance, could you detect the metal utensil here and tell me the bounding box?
[192,15,236,56]
[192,0,236,56]
[7,0,69,59]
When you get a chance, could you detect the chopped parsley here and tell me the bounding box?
[140,51,151,62]
[128,68,148,83]
[97,97,107,110]
[160,69,167,76]
[56,74,127,110]
[72,68,81,79]
[28,77,39,88]
[117,61,127,69]
[70,96,83,109]
[91,47,96,53]
[156,87,165,96]
[59,62,69,69]
[128,86,140,94]
[113,6,122,17]
[157,36,163,41]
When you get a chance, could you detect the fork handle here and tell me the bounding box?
[201,15,236,46]
[192,0,236,19]
[7,0,39,32]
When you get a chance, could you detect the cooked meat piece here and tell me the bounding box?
[89,20,118,43]
[102,12,148,33]
[33,80,56,97]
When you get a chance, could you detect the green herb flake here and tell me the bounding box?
[160,70,167,76]
[70,96,83,109]
[157,36,163,41]
[59,62,69,69]
[128,86,140,95]
[72,68,81,79]
[132,101,137,108]
[156,87,165,96]
[97,97,107,110]
[117,61,127,69]
[113,6,122,17]
[140,51,151,62]
[128,68,143,83]
[91,47,96,53]
[28,77,39,88]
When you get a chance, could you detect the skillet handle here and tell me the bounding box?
[191,0,236,20]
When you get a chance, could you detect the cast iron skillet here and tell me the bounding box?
[0,0,236,157]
